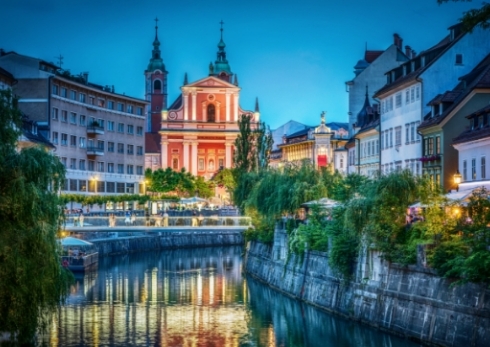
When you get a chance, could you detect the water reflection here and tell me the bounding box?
[42,247,422,347]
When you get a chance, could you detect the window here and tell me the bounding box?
[395,93,402,108]
[482,157,486,179]
[52,85,59,95]
[208,159,215,171]
[380,132,384,150]
[117,103,124,112]
[52,107,59,120]
[410,123,415,142]
[52,132,58,145]
[389,128,393,147]
[79,137,86,148]
[89,96,95,105]
[98,119,105,129]
[61,133,68,146]
[108,142,114,152]
[106,182,115,193]
[154,80,162,90]
[61,110,68,122]
[69,179,77,191]
[97,140,104,151]
[98,98,105,107]
[70,158,76,169]
[198,158,204,171]
[127,165,134,174]
[88,180,96,193]
[118,123,124,133]
[97,181,105,193]
[137,126,143,136]
[405,124,410,144]
[137,146,143,155]
[70,112,77,124]
[61,87,67,98]
[79,93,86,103]
[137,166,143,175]
[428,137,434,155]
[405,90,410,104]
[108,163,114,173]
[172,158,179,170]
[79,180,87,192]
[137,107,143,116]
[107,101,114,110]
[463,160,467,181]
[107,121,114,131]
[410,87,415,103]
[219,158,224,169]
[117,164,124,174]
[117,143,124,153]
[127,144,134,155]
[60,157,67,167]
[395,126,402,146]
[416,86,420,100]
[455,54,463,65]
[435,136,441,154]
[70,135,77,147]
[79,115,86,126]
[79,159,86,171]
[207,104,216,122]
[415,121,421,141]
[472,158,476,180]
[126,183,135,194]
[127,124,134,134]
[127,105,133,114]
[97,162,104,172]
[385,131,388,149]
[340,158,344,169]
[70,90,76,100]
[88,160,95,172]
[116,182,125,193]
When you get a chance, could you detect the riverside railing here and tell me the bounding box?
[64,215,251,228]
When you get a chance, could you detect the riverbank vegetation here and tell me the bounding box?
[235,159,490,286]
[0,90,73,344]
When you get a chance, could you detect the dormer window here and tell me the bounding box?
[456,54,463,65]
[431,106,435,118]
[391,71,396,82]
[403,65,407,76]
[479,115,484,128]
[439,103,443,115]
[411,61,415,71]
[473,117,478,130]
[421,56,426,67]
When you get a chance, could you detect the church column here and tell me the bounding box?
[183,141,190,171]
[161,141,168,169]
[191,91,197,121]
[216,101,221,123]
[233,93,239,121]
[225,93,231,122]
[191,142,198,176]
[225,142,233,168]
[183,92,189,121]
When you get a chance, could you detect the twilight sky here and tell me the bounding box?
[0,0,476,129]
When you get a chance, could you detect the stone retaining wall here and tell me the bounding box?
[244,229,490,347]
[91,230,244,255]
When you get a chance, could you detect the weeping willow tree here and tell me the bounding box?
[0,90,72,344]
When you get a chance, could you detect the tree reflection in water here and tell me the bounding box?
[41,246,422,347]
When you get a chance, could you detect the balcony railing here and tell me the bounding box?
[86,146,104,156]
[87,123,104,135]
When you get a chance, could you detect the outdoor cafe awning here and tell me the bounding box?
[302,198,340,209]
[60,237,94,247]
[180,197,208,204]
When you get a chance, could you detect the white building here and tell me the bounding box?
[375,24,490,175]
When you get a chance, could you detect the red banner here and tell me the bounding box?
[317,155,327,167]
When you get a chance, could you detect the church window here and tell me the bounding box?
[154,80,162,90]
[172,158,179,170]
[208,159,215,171]
[218,158,224,170]
[207,104,216,122]
[198,158,205,171]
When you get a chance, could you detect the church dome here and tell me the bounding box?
[354,59,369,76]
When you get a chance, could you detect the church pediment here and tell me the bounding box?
[185,76,238,89]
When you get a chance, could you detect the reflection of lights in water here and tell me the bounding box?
[152,267,158,303]
[210,272,214,305]
[197,271,202,306]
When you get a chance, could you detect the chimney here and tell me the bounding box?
[111,85,114,93]
[393,33,402,49]
[412,50,417,59]
[82,72,89,84]
[405,45,412,58]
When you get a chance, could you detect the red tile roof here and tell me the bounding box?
[364,50,383,63]
[145,133,161,153]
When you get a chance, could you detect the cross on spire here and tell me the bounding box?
[155,17,159,29]
[220,20,224,39]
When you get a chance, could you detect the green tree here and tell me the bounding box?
[0,90,72,343]
[438,1,490,31]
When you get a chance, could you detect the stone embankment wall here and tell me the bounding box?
[244,228,490,347]
[92,230,244,255]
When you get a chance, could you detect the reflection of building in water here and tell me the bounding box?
[49,247,247,346]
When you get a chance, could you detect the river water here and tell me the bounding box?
[41,246,423,346]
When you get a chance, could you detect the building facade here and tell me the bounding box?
[144,24,258,179]
[0,51,148,200]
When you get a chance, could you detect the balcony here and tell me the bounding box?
[86,146,104,156]
[87,122,104,135]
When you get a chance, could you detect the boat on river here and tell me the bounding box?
[60,236,98,272]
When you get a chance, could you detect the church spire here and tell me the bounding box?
[147,17,166,73]
[211,20,232,81]
[183,72,188,85]
[255,97,260,113]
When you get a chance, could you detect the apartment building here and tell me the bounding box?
[0,50,149,199]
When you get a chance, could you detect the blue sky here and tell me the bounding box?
[0,0,476,129]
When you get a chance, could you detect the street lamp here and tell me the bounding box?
[453,170,462,192]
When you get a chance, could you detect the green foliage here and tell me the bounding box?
[329,230,359,280]
[212,168,236,191]
[439,1,490,32]
[0,89,73,343]
[60,193,151,206]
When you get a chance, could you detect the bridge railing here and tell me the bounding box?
[64,216,252,228]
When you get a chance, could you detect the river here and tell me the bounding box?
[41,246,423,346]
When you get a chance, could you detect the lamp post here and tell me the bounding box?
[453,170,462,192]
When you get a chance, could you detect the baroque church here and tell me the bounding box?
[144,21,259,179]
